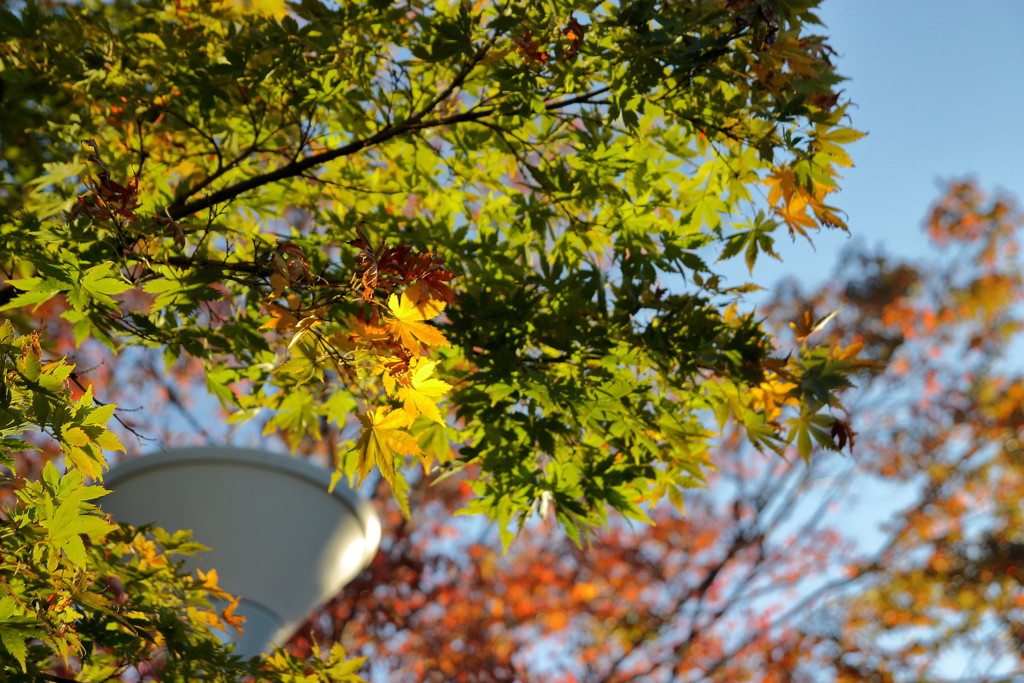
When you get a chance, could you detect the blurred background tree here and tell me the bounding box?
[5,0,1021,680]
[292,181,1024,682]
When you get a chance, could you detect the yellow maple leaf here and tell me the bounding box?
[356,408,421,490]
[287,314,322,349]
[195,568,232,600]
[65,446,103,479]
[215,0,289,20]
[750,377,799,422]
[405,281,446,318]
[385,289,450,352]
[396,358,451,424]
[131,537,168,570]
[61,427,107,478]
[63,426,90,447]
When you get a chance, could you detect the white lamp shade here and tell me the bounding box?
[101,446,381,656]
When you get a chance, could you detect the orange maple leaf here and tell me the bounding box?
[259,303,299,331]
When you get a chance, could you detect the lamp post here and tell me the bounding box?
[101,446,381,656]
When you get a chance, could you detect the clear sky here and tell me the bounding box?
[767,0,1024,531]
[737,0,1024,293]
[758,5,1023,675]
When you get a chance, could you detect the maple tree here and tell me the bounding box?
[0,0,872,678]
[291,180,1024,682]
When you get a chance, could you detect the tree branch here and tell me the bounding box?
[164,76,610,222]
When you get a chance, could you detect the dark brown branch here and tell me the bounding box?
[165,37,495,220]
[164,77,611,221]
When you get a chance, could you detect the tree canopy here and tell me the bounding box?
[0,0,870,679]
[298,180,1024,682]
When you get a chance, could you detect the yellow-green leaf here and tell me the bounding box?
[63,427,90,447]
[396,359,451,424]
[355,408,421,506]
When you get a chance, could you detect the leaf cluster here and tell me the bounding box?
[0,0,868,674]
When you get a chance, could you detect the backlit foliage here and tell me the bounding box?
[1,0,866,677]
[295,181,1024,682]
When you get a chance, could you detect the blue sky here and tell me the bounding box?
[757,4,1023,675]
[739,0,1024,292]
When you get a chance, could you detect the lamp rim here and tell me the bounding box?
[105,445,380,568]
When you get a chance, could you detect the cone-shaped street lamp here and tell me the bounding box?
[101,446,381,656]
